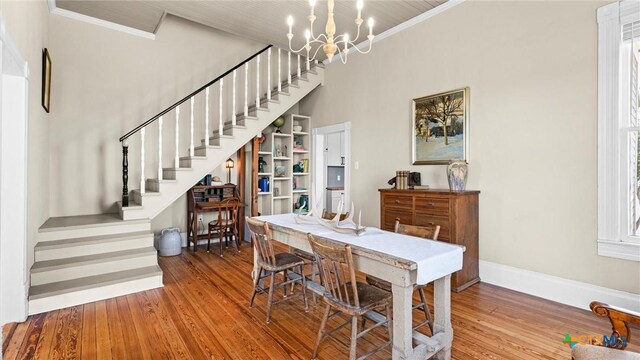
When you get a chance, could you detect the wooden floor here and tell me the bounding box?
[3,244,638,359]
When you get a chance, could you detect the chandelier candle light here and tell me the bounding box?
[287,0,375,64]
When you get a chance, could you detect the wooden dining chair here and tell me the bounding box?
[207,197,241,256]
[365,219,440,334]
[308,233,392,360]
[321,209,350,221]
[293,210,351,303]
[246,217,308,323]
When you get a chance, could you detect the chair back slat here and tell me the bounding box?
[307,234,359,308]
[217,197,240,230]
[394,219,440,240]
[246,217,277,266]
[322,210,349,221]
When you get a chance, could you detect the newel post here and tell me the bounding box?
[122,141,129,207]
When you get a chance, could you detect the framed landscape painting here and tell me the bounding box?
[412,87,469,165]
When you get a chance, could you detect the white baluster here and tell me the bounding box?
[297,54,301,79]
[158,116,163,180]
[219,78,224,136]
[278,48,282,93]
[190,97,194,157]
[244,63,249,117]
[256,54,260,109]
[267,48,272,101]
[306,55,310,71]
[288,51,292,85]
[140,127,145,194]
[205,87,210,146]
[175,106,180,168]
[232,70,237,126]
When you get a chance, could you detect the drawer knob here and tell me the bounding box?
[395,200,400,204]
[428,202,435,206]
[428,222,434,226]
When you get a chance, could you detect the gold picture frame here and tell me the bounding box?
[412,87,469,165]
[42,48,51,113]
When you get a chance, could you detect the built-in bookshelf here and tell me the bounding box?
[255,114,311,216]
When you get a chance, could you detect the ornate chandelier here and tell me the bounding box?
[287,0,375,64]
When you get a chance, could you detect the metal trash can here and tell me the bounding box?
[158,227,182,256]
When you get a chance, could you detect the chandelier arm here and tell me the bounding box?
[348,39,374,55]
[288,38,310,54]
[311,45,325,61]
[351,23,363,44]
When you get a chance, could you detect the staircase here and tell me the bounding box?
[29,45,325,314]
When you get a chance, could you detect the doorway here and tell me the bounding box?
[0,18,30,326]
[311,122,351,214]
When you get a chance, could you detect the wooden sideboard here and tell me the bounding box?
[379,188,480,292]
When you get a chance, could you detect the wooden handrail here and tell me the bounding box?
[119,44,273,142]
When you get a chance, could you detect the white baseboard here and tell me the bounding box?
[479,260,640,312]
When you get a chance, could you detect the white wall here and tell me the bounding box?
[300,0,640,294]
[0,0,50,282]
[48,13,264,217]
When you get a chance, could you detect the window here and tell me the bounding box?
[597,1,640,261]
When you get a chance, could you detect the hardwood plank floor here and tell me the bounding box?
[3,245,638,359]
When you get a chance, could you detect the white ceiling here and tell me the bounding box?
[56,0,448,51]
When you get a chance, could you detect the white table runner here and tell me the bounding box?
[257,213,463,285]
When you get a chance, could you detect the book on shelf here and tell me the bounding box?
[411,185,430,190]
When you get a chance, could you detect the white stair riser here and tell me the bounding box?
[179,158,207,168]
[119,206,145,220]
[37,221,151,242]
[31,253,158,286]
[131,191,162,204]
[28,274,163,315]
[35,235,154,261]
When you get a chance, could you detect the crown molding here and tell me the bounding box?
[47,0,156,40]
[324,0,465,65]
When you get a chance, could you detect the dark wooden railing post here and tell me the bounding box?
[122,143,129,207]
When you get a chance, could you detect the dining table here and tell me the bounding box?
[254,213,464,360]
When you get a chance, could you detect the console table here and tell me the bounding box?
[379,188,480,292]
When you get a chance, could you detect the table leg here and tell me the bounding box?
[433,274,453,360]
[391,283,414,360]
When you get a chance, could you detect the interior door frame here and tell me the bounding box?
[0,16,30,326]
[311,122,351,213]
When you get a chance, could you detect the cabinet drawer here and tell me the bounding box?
[383,194,413,210]
[383,209,413,231]
[415,197,450,215]
[414,213,451,241]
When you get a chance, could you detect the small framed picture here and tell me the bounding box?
[412,87,469,164]
[42,48,52,113]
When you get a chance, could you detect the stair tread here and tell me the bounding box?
[194,145,221,150]
[163,167,192,171]
[147,178,177,183]
[32,246,157,272]
[132,190,160,196]
[236,115,258,120]
[117,200,143,209]
[223,122,247,128]
[179,156,207,160]
[210,134,234,139]
[29,265,162,299]
[35,231,152,250]
[40,214,148,232]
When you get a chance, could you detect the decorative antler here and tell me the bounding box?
[295,199,366,236]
